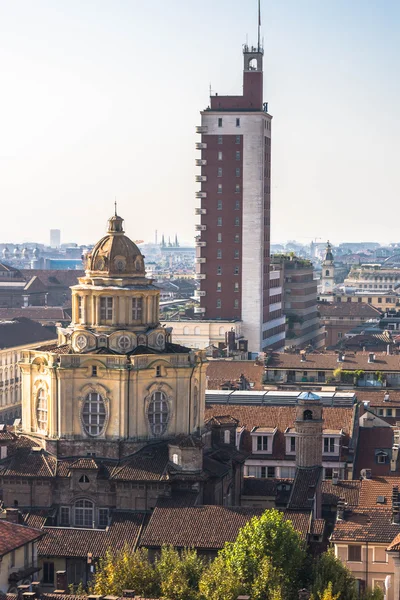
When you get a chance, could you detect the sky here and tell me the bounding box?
[0,0,399,246]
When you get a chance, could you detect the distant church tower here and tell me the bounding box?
[295,392,323,468]
[321,241,335,296]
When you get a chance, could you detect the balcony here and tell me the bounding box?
[196,191,207,198]
[195,224,206,231]
[195,258,206,264]
[196,142,207,150]
[194,306,206,313]
[196,175,207,182]
[195,240,207,247]
[195,159,207,166]
[195,208,207,215]
[196,126,208,133]
[194,290,206,297]
[195,274,206,280]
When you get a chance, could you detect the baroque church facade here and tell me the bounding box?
[20,212,207,446]
[0,215,244,530]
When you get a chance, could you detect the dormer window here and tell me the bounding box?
[251,427,276,454]
[322,431,342,455]
[324,438,335,453]
[224,430,231,444]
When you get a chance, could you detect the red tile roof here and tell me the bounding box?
[110,444,169,482]
[288,467,322,510]
[38,512,146,558]
[0,520,43,556]
[140,505,311,549]
[321,480,361,507]
[266,351,400,372]
[205,404,355,458]
[1,448,56,478]
[356,389,400,406]
[331,508,400,543]
[206,360,265,390]
[318,303,381,319]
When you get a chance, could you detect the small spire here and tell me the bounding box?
[114,198,117,216]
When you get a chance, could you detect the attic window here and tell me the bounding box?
[376,495,386,504]
[377,454,387,464]
[79,475,90,483]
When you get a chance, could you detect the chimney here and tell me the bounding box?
[391,445,399,472]
[384,393,390,402]
[360,468,372,479]
[332,470,339,485]
[30,583,40,598]
[387,345,391,355]
[336,497,346,521]
[368,352,375,363]
[392,486,400,524]
[300,351,306,362]
[6,508,19,524]
[55,571,67,593]
[17,586,31,600]
[22,593,36,600]
[337,352,344,363]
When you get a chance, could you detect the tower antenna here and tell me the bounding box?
[257,0,261,51]
[114,198,117,216]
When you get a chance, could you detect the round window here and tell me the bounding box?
[118,335,131,351]
[82,392,106,437]
[76,335,88,350]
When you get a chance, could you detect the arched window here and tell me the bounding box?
[325,270,330,276]
[194,326,200,336]
[172,453,179,465]
[74,499,94,528]
[183,326,189,335]
[82,393,106,436]
[148,391,169,436]
[303,410,313,421]
[219,327,225,336]
[36,388,48,433]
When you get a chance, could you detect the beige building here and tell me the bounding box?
[0,319,56,424]
[344,264,400,291]
[20,213,207,444]
[161,319,243,350]
[0,511,42,593]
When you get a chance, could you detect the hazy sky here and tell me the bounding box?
[0,0,399,246]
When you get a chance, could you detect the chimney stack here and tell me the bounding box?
[17,586,30,600]
[6,508,20,524]
[337,497,346,521]
[55,571,67,593]
[368,352,375,363]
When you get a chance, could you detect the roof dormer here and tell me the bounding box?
[250,426,277,454]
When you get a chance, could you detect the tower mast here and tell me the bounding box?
[257,0,261,50]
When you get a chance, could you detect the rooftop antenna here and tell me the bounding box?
[114,198,117,216]
[258,0,261,51]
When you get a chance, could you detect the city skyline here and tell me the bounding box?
[0,0,399,245]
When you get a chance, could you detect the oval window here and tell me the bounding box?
[82,392,106,436]
[148,391,169,436]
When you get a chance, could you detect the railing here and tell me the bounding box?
[195,159,207,166]
[195,175,207,182]
[194,307,206,313]
[195,240,207,247]
[195,224,206,231]
[195,258,206,264]
[195,208,206,215]
[195,126,208,133]
[195,191,207,198]
[195,142,207,150]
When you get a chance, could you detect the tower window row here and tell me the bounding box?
[217,118,240,128]
[76,296,144,323]
[217,152,241,164]
[217,200,240,210]
[216,299,240,309]
[217,136,241,146]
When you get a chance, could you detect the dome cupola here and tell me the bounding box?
[85,212,145,279]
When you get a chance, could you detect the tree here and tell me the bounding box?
[89,546,159,597]
[317,582,341,600]
[311,549,357,600]
[199,509,306,600]
[156,546,205,600]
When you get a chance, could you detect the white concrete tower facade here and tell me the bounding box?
[195,42,285,353]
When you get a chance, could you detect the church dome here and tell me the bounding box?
[85,213,145,278]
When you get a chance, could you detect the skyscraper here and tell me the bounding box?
[50,229,61,248]
[195,41,285,352]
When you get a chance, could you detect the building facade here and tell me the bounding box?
[271,255,325,350]
[195,42,284,352]
[20,213,208,444]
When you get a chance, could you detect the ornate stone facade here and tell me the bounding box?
[19,213,208,452]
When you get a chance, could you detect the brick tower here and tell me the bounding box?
[295,392,323,468]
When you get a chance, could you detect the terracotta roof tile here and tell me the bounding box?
[0,520,43,556]
[288,467,322,510]
[206,360,265,390]
[69,458,99,470]
[1,448,56,478]
[110,443,169,482]
[358,476,400,509]
[318,303,381,318]
[267,351,400,372]
[38,512,146,558]
[205,404,355,459]
[321,480,361,507]
[140,506,311,549]
[357,389,400,407]
[0,317,56,349]
[331,508,400,543]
